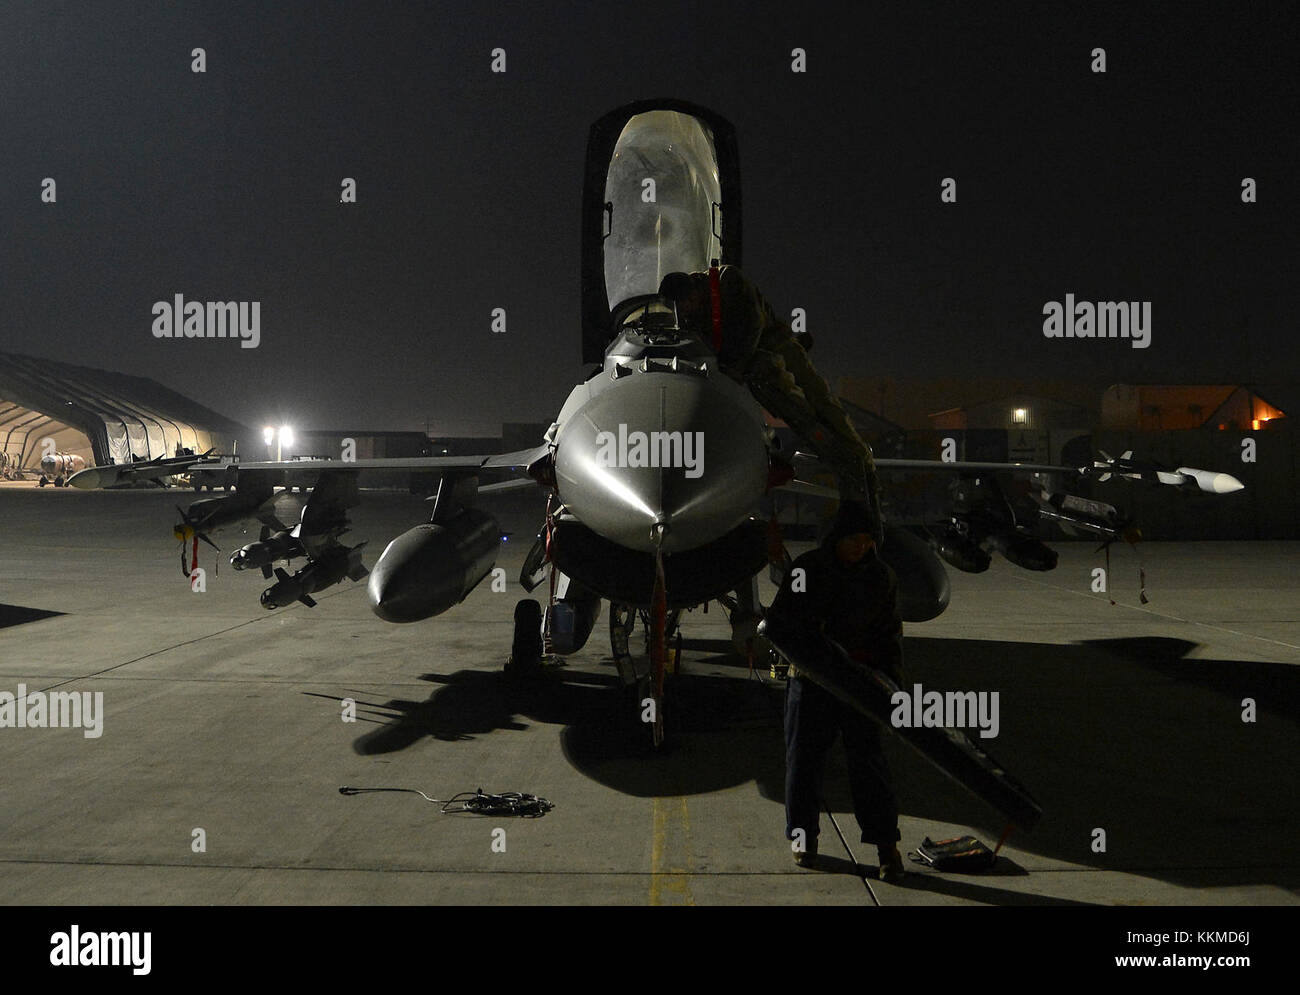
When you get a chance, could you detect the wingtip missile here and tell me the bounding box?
[1089,454,1245,494]
[1175,467,1246,494]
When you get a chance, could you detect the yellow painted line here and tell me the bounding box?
[649,795,695,906]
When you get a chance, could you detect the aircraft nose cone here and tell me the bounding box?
[553,371,768,553]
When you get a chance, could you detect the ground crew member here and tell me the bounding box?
[764,499,906,881]
[658,266,883,542]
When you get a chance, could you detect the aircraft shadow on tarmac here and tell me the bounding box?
[326,633,1299,894]
[0,603,65,628]
[892,634,1300,893]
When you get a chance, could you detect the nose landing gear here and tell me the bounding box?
[608,599,682,750]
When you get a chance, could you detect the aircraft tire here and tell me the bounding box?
[507,598,543,674]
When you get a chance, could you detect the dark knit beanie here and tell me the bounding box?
[824,499,875,545]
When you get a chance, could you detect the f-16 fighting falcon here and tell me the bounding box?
[69,99,1244,834]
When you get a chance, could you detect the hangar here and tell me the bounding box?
[0,350,250,481]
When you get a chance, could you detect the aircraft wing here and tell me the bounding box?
[204,446,548,475]
[774,457,1080,500]
[875,458,1077,475]
[774,453,1084,502]
[69,445,550,490]
[777,447,1245,575]
[786,451,1244,494]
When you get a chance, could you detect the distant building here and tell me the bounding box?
[928,393,1092,431]
[285,430,433,461]
[502,421,551,452]
[1101,384,1287,432]
[426,436,503,457]
[837,376,1104,431]
[281,423,551,462]
[0,350,250,472]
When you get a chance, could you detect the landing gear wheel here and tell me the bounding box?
[609,602,636,659]
[507,598,542,676]
[641,610,681,657]
[767,648,790,681]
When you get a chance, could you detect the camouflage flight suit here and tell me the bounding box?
[659,266,883,533]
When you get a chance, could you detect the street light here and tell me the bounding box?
[263,425,295,461]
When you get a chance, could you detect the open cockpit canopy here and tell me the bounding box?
[581,100,741,363]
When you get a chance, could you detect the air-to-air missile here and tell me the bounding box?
[1090,450,1244,493]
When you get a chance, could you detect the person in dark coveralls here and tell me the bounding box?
[765,499,906,881]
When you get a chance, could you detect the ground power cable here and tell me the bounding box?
[339,786,554,817]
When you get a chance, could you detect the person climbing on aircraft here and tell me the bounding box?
[658,265,884,544]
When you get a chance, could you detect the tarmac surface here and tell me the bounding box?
[1,485,1297,905]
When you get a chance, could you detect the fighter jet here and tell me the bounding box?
[69,99,1245,830]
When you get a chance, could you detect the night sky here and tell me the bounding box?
[1,2,1294,436]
